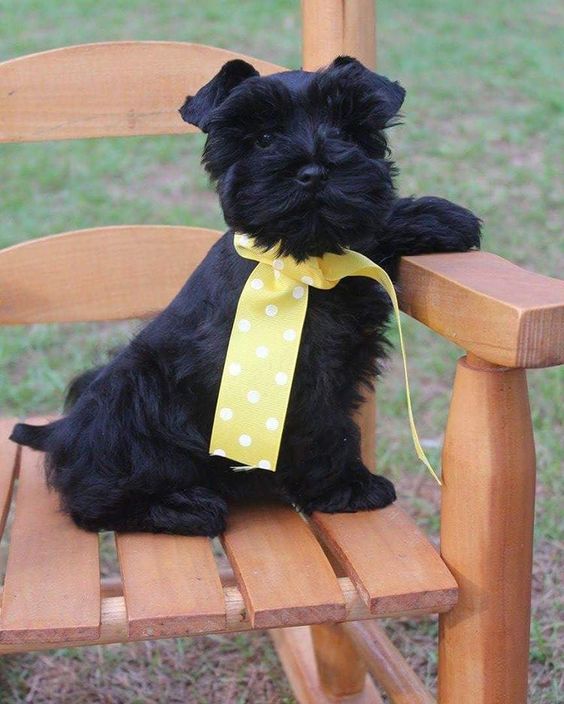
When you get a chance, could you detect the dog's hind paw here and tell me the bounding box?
[149,487,228,536]
[71,486,228,537]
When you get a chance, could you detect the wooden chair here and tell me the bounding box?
[1,2,562,701]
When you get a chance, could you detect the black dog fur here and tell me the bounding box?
[11,57,481,536]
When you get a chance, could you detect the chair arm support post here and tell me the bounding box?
[438,354,536,703]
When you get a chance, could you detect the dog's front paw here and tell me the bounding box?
[300,469,396,514]
[385,196,481,258]
[418,196,481,252]
[445,203,481,251]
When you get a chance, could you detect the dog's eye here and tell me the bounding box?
[256,132,274,148]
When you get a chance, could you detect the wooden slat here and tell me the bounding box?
[271,626,384,704]
[0,572,453,655]
[222,502,345,629]
[116,532,226,638]
[0,225,221,324]
[310,504,458,615]
[398,251,564,368]
[0,419,19,537]
[0,446,101,643]
[0,42,285,143]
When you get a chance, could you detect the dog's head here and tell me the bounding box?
[180,57,405,260]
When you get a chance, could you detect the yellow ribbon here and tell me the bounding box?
[209,233,441,484]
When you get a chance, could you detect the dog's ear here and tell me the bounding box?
[329,55,406,123]
[179,59,260,131]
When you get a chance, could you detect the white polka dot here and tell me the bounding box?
[250,278,264,290]
[219,407,233,421]
[213,449,226,457]
[238,319,251,332]
[229,362,242,376]
[275,371,288,385]
[273,259,284,270]
[283,328,296,342]
[266,417,279,431]
[258,459,271,470]
[292,286,305,299]
[256,345,269,358]
[301,275,314,285]
[247,390,261,404]
[274,270,281,280]
[265,304,278,317]
[239,434,252,447]
[239,234,250,245]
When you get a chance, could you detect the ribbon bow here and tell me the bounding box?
[209,233,440,484]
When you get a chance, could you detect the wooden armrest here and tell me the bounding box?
[397,251,564,368]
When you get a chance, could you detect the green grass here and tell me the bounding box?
[1,0,563,701]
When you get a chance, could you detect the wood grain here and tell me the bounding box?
[310,504,458,615]
[311,623,367,698]
[344,621,435,704]
[116,532,226,638]
[302,0,344,71]
[438,356,536,704]
[271,626,384,704]
[221,502,345,629]
[0,42,285,143]
[398,251,564,368]
[0,225,222,324]
[0,419,19,538]
[0,571,447,655]
[343,0,377,69]
[302,0,376,71]
[0,447,101,643]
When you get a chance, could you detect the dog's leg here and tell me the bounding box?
[374,195,481,271]
[279,419,396,515]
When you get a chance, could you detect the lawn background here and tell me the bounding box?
[0,0,562,701]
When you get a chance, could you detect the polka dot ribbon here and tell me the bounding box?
[209,233,441,484]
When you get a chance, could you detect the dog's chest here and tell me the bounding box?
[291,277,392,404]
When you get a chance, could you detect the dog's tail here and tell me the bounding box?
[11,364,107,451]
[10,421,54,451]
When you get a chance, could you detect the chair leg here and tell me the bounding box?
[438,355,536,703]
[311,623,367,698]
[270,624,383,703]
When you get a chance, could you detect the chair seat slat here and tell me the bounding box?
[116,532,226,638]
[310,504,458,615]
[0,444,101,644]
[222,502,346,629]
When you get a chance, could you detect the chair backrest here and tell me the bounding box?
[0,0,376,324]
[0,41,285,324]
[0,0,378,467]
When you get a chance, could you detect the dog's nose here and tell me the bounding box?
[296,164,327,190]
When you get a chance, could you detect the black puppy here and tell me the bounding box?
[11,57,480,536]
